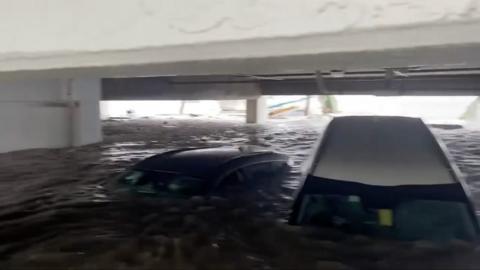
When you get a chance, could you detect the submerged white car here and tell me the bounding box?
[290,116,479,242]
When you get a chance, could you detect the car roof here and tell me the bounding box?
[132,147,285,179]
[311,116,458,186]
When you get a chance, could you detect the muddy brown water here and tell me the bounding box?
[1,117,480,270]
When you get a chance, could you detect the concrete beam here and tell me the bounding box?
[102,78,261,100]
[103,71,480,98]
[261,75,480,96]
[260,76,480,96]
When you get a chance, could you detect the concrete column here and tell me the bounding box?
[246,96,267,124]
[100,101,110,120]
[304,95,312,116]
[179,100,186,115]
[465,97,480,129]
[0,78,101,153]
[65,78,102,147]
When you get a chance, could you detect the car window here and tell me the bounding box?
[395,200,476,241]
[121,170,158,185]
[216,162,287,193]
[296,194,477,241]
[121,170,158,194]
[241,162,286,180]
[217,171,244,191]
[297,194,368,227]
[166,176,204,196]
[121,170,204,196]
[121,170,145,185]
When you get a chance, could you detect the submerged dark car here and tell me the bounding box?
[119,146,290,197]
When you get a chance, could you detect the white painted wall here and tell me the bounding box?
[0,78,101,153]
[1,0,480,77]
[0,80,68,152]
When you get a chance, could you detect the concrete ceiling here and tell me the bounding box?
[2,1,480,80]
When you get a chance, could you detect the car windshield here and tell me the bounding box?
[120,170,204,196]
[296,194,477,241]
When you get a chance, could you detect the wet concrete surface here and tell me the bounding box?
[0,117,480,270]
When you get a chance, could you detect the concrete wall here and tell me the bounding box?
[0,80,68,152]
[0,78,101,153]
[1,0,480,77]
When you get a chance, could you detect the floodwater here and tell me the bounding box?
[1,117,480,270]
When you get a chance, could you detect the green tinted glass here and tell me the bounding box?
[122,171,144,185]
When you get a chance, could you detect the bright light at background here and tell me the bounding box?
[101,100,222,118]
[335,96,477,123]
[101,96,478,125]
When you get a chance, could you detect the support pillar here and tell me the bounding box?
[246,96,267,124]
[100,101,110,120]
[179,100,186,115]
[304,95,312,116]
[63,78,102,147]
[465,97,480,129]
